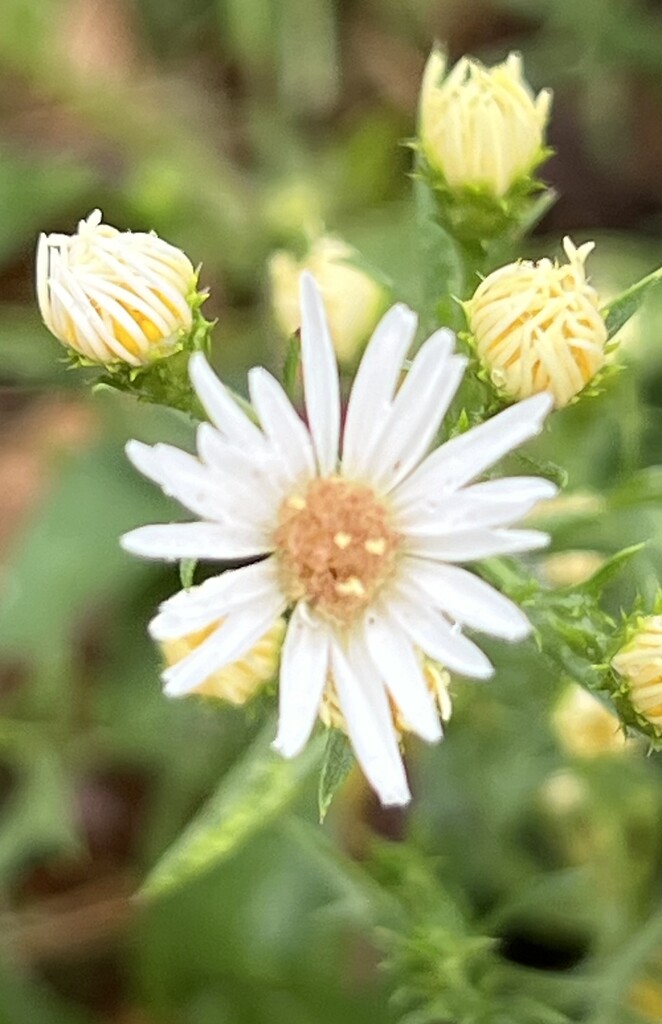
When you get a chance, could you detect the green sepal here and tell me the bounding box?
[179,558,197,590]
[414,144,556,254]
[318,728,355,823]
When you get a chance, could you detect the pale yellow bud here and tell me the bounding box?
[539,769,589,816]
[542,550,606,588]
[552,684,630,759]
[161,618,286,705]
[419,49,551,197]
[268,236,388,364]
[466,237,608,408]
[320,660,452,736]
[612,615,662,733]
[37,209,197,366]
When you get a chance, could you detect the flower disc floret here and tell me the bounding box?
[36,209,197,366]
[275,477,401,625]
[466,237,607,408]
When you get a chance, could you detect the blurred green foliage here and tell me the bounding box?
[2,0,662,1022]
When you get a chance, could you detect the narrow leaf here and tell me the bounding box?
[283,330,301,401]
[140,718,323,901]
[318,728,355,822]
[601,266,662,339]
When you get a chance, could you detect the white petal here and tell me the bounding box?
[331,636,411,807]
[195,422,289,514]
[36,234,52,325]
[397,475,558,529]
[402,557,531,641]
[465,476,558,504]
[273,603,330,758]
[393,392,553,507]
[162,594,286,696]
[363,609,442,743]
[299,273,340,476]
[406,528,550,562]
[120,521,272,561]
[363,333,464,492]
[126,440,226,521]
[389,589,494,679]
[248,367,316,486]
[149,558,281,640]
[342,303,417,478]
[189,353,266,452]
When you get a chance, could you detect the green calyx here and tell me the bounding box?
[415,145,555,250]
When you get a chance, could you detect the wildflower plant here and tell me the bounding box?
[27,37,662,1024]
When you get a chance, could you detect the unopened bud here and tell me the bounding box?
[268,236,388,364]
[466,237,607,408]
[552,683,630,759]
[161,618,286,705]
[419,50,551,198]
[612,615,662,736]
[37,209,199,366]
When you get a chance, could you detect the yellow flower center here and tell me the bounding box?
[275,477,401,625]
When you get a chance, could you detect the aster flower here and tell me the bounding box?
[121,274,555,806]
[37,209,198,366]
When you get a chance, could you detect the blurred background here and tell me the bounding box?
[3,1,662,1022]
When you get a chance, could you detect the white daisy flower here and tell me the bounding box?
[121,274,556,806]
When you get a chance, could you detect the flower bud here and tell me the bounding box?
[552,683,630,759]
[465,237,607,408]
[161,618,286,705]
[268,236,388,364]
[37,209,198,366]
[321,660,452,737]
[542,550,606,588]
[611,615,662,736]
[419,49,551,198]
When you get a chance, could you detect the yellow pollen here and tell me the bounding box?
[335,576,365,597]
[365,538,386,555]
[275,477,401,625]
[287,495,306,510]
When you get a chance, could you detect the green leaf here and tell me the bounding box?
[0,959,93,1024]
[601,266,662,339]
[0,427,178,667]
[318,729,354,823]
[571,542,645,597]
[140,718,324,901]
[0,733,78,886]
